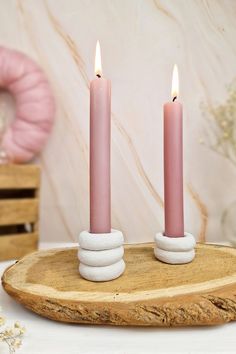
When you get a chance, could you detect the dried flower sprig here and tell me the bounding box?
[0,308,25,353]
[201,81,236,167]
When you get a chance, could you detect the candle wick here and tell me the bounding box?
[96,74,101,78]
[172,96,177,102]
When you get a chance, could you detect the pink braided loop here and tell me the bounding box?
[0,47,55,163]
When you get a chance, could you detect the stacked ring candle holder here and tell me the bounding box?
[154,232,196,264]
[78,229,126,281]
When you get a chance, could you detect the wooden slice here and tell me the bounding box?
[2,243,236,327]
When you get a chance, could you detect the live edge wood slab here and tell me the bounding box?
[2,243,236,327]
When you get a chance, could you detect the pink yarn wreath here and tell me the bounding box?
[0,47,55,163]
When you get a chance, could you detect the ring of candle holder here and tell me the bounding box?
[78,229,125,282]
[154,232,196,264]
[79,229,124,250]
[78,246,124,267]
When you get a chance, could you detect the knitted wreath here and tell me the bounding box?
[0,47,55,163]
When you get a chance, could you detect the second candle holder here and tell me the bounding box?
[154,232,196,264]
[78,229,125,282]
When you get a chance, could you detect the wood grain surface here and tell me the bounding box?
[2,243,236,327]
[0,165,40,189]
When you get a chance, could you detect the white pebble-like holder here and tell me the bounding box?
[78,229,125,281]
[154,232,196,264]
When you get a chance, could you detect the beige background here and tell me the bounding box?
[0,0,236,244]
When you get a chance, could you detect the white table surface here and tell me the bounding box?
[0,243,236,354]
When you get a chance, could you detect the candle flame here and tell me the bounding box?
[171,64,179,100]
[95,40,102,77]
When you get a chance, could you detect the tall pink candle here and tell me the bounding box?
[90,41,111,233]
[164,65,184,237]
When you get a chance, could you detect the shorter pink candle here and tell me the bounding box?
[164,65,184,237]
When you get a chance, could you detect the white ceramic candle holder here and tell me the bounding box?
[154,232,196,264]
[78,229,125,281]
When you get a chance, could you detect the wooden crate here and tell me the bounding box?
[0,164,40,261]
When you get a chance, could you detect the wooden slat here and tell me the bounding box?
[0,165,40,189]
[0,232,38,261]
[0,199,39,225]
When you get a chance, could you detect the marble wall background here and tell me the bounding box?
[0,0,236,244]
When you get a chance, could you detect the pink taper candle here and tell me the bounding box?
[164,65,184,237]
[90,41,111,233]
